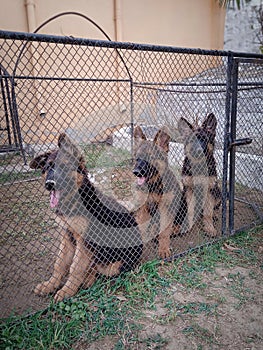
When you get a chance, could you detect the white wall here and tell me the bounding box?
[224,0,263,53]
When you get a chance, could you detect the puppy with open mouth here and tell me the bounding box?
[132,126,186,259]
[30,133,143,301]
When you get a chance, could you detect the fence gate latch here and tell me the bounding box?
[229,138,253,149]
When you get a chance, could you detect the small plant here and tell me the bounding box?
[182,323,219,345]
[227,271,255,309]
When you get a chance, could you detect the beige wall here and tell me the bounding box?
[0,0,226,145]
[0,0,226,50]
[121,0,225,49]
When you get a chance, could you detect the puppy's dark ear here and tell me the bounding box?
[29,152,52,169]
[154,128,170,153]
[202,113,217,133]
[58,132,82,160]
[133,125,146,141]
[58,133,67,148]
[178,118,194,138]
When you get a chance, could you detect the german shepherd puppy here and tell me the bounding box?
[178,113,221,236]
[132,126,186,259]
[30,133,143,302]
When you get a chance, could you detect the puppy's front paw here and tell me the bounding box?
[53,285,79,302]
[97,261,122,277]
[54,288,71,302]
[158,245,171,259]
[204,225,218,238]
[205,230,218,238]
[34,281,57,296]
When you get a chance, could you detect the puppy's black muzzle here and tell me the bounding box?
[45,167,56,191]
[133,158,158,179]
[190,138,207,159]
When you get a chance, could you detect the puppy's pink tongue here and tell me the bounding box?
[50,190,59,208]
[137,177,146,186]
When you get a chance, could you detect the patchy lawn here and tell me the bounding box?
[1,226,262,350]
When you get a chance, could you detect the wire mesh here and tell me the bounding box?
[229,58,263,233]
[0,31,262,318]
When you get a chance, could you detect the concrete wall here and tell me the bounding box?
[224,0,263,53]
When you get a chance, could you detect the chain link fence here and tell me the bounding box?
[0,31,262,318]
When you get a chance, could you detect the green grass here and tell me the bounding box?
[0,226,262,350]
[226,271,256,309]
[81,144,131,169]
[0,144,131,186]
[182,323,219,346]
[0,171,41,184]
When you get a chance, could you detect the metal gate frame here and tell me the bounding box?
[224,56,263,235]
[0,64,20,153]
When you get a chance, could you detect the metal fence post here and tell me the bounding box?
[222,54,234,236]
[228,59,239,235]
